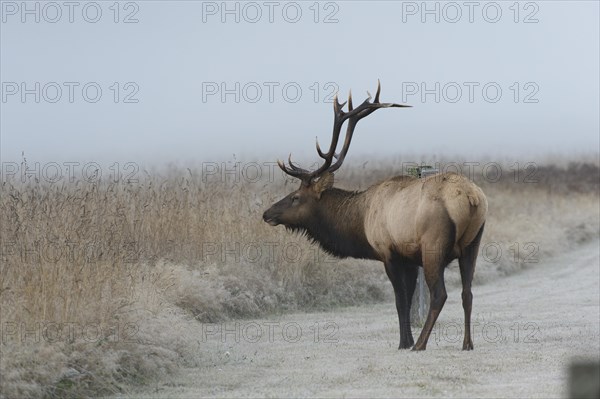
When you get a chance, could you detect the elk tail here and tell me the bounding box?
[466,186,484,208]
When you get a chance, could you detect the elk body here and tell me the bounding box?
[262,82,487,350]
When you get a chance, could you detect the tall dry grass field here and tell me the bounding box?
[1,157,598,398]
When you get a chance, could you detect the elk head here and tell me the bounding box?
[262,81,411,228]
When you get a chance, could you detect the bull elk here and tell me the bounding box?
[262,82,488,351]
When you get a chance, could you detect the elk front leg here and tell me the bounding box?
[403,265,418,347]
[384,262,417,349]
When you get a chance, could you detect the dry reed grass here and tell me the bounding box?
[0,156,598,398]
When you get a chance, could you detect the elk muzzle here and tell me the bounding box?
[262,209,280,226]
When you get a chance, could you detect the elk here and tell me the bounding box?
[262,82,487,351]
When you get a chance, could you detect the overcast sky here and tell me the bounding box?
[1,1,599,168]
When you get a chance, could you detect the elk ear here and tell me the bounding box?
[312,172,334,197]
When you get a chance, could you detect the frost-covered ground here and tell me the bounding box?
[118,243,600,399]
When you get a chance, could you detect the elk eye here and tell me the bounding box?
[292,195,300,203]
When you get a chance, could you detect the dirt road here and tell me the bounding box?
[122,243,599,398]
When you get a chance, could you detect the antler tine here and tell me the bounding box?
[348,90,353,111]
[374,79,381,103]
[316,137,328,159]
[316,137,339,160]
[277,154,311,180]
[333,93,347,114]
[277,159,292,175]
[287,153,303,172]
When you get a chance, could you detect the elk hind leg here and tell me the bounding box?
[413,235,453,351]
[412,264,447,351]
[459,223,484,351]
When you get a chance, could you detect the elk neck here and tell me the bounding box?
[303,187,378,260]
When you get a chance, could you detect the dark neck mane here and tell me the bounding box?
[295,188,377,260]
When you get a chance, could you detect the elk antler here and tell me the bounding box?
[278,80,411,183]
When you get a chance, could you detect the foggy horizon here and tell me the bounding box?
[1,1,599,167]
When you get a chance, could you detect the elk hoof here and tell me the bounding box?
[462,342,474,351]
[411,344,426,351]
